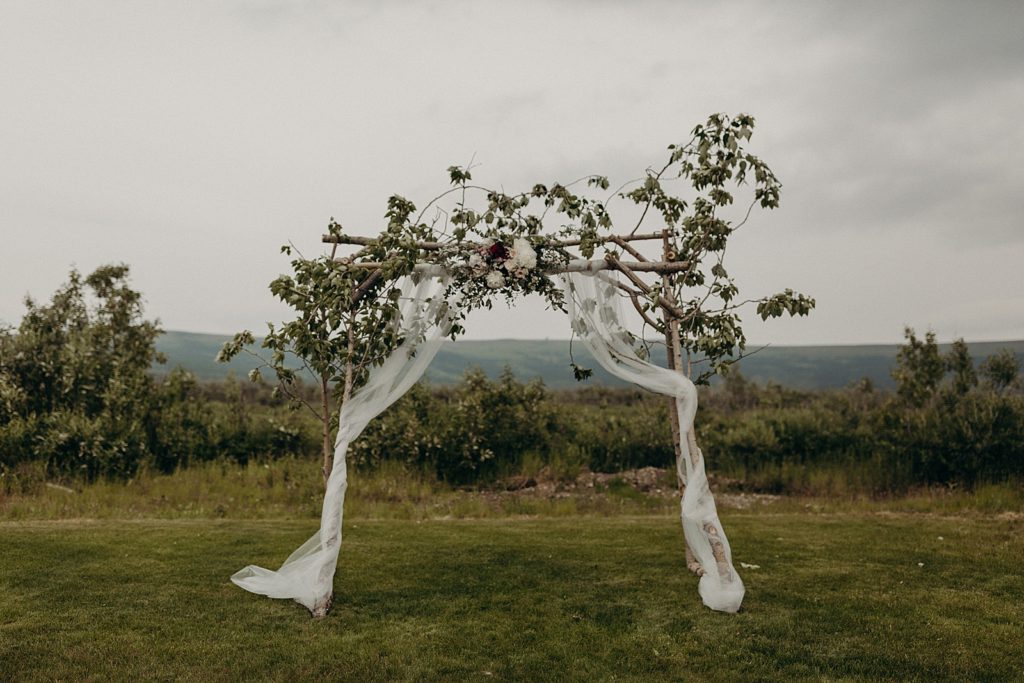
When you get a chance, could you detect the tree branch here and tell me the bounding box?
[609,235,650,262]
[602,253,688,319]
[350,269,385,306]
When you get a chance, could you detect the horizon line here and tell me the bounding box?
[160,329,1024,349]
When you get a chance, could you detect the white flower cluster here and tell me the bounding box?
[485,270,505,289]
[466,237,538,289]
[467,252,487,276]
[506,238,537,278]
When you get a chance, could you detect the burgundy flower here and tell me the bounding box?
[487,241,509,260]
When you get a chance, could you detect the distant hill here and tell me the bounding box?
[155,331,1024,391]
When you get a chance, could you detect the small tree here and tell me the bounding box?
[432,113,814,383]
[893,327,945,406]
[944,338,978,396]
[980,349,1020,393]
[0,265,167,477]
[217,241,414,484]
[0,264,164,420]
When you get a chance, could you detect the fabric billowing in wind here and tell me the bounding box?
[230,268,743,615]
[561,271,745,613]
[230,275,455,613]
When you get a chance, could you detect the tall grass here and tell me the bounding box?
[3,455,1021,521]
[0,457,684,521]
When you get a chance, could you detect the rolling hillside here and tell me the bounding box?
[155,331,1024,391]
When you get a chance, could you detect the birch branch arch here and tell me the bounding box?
[220,113,815,618]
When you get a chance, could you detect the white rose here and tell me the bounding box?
[467,252,487,276]
[485,270,506,289]
[510,238,537,271]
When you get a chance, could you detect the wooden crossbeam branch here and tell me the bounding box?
[322,231,667,250]
[338,258,690,274]
[332,230,693,317]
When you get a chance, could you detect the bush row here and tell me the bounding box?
[350,368,1024,490]
[701,386,1024,492]
[0,371,317,481]
[3,363,1022,492]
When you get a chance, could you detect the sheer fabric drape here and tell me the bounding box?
[561,271,745,613]
[231,275,454,613]
[230,269,742,615]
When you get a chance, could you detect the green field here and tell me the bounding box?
[3,511,1022,681]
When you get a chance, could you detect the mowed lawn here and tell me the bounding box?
[1,513,1021,682]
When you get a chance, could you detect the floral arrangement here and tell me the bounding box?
[444,230,567,319]
[467,237,538,288]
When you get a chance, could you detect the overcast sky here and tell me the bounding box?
[2,1,1022,345]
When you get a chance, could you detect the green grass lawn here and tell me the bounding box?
[2,513,1021,681]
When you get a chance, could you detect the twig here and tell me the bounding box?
[610,235,649,262]
[238,348,322,421]
[627,289,662,329]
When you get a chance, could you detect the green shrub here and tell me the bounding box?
[34,411,146,479]
[352,368,557,483]
[0,414,41,471]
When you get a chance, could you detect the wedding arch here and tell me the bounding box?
[219,114,814,617]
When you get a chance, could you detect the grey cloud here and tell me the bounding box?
[1,0,1022,344]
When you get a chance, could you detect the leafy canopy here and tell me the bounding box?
[221,112,815,413]
[0,264,164,422]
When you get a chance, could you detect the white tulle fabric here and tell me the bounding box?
[231,275,455,612]
[561,271,745,612]
[231,269,742,615]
